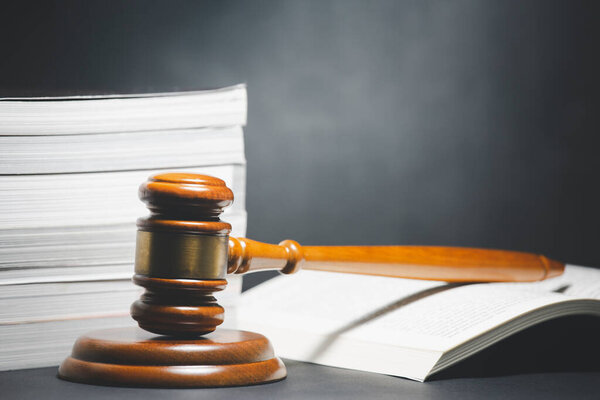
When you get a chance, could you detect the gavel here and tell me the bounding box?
[59,172,564,388]
[131,172,564,336]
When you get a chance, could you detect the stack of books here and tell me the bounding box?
[0,85,248,371]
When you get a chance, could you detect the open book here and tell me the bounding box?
[238,265,600,381]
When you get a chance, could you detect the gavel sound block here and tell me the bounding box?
[58,173,564,388]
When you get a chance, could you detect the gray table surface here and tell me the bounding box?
[1,361,599,400]
[3,316,599,399]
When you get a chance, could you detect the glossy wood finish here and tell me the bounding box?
[138,173,564,286]
[130,275,227,336]
[133,173,233,335]
[131,172,564,337]
[138,173,234,219]
[58,328,286,388]
[228,240,564,282]
[60,173,287,388]
[228,238,304,275]
[59,172,564,388]
[137,173,234,236]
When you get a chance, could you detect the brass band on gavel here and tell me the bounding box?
[135,230,229,280]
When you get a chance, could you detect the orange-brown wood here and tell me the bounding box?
[228,238,303,274]
[132,172,564,337]
[60,173,287,387]
[59,172,565,388]
[227,241,565,282]
[138,173,234,219]
[58,328,286,388]
[137,173,234,234]
[138,172,565,286]
[130,275,227,336]
[131,173,236,336]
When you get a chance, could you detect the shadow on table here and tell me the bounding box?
[429,315,600,380]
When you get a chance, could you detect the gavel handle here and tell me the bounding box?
[227,238,564,282]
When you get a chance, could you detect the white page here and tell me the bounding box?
[239,265,600,380]
[0,126,245,174]
[0,289,138,324]
[349,282,568,349]
[239,271,448,379]
[240,270,571,351]
[505,265,600,299]
[0,316,135,371]
[0,84,246,135]
[0,164,246,229]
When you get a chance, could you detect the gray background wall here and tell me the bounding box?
[1,1,599,288]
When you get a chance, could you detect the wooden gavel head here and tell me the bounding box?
[60,171,564,388]
[59,173,289,388]
[130,172,565,338]
[131,173,236,336]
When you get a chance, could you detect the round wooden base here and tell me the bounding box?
[58,327,286,388]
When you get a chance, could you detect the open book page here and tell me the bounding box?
[238,265,600,380]
[501,265,600,298]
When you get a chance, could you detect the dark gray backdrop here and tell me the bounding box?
[1,1,599,288]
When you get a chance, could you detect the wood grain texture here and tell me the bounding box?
[131,171,564,341]
[227,240,565,282]
[137,173,233,236]
[130,275,227,336]
[58,327,286,388]
[137,173,564,283]
[300,245,564,282]
[228,238,303,275]
[59,172,565,387]
[139,173,234,219]
[132,173,234,336]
